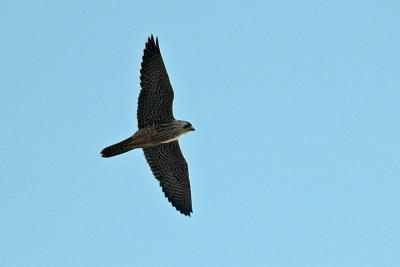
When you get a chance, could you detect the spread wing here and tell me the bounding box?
[143,141,192,216]
[138,35,175,129]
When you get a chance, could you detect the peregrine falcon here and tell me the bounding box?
[101,35,195,216]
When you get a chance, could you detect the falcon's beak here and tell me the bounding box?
[190,126,195,131]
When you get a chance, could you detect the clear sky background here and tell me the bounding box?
[1,0,399,266]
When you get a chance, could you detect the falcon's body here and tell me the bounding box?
[101,120,193,154]
[101,35,195,216]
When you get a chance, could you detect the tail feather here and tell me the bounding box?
[101,137,137,158]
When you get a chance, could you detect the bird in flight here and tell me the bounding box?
[101,35,195,216]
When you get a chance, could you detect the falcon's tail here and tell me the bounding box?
[101,137,138,158]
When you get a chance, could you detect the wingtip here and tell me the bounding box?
[146,34,159,49]
[148,34,155,42]
[179,207,193,217]
[181,211,192,217]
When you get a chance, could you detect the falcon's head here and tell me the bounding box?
[179,120,195,133]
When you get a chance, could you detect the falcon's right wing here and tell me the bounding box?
[137,35,175,129]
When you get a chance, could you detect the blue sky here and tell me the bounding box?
[1,0,399,266]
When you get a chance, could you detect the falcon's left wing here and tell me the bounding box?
[143,141,192,216]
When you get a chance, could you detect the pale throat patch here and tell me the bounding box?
[160,132,187,144]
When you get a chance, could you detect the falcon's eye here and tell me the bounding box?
[183,123,192,129]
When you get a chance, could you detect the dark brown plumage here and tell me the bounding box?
[101,35,194,216]
[138,35,175,128]
[144,141,192,216]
